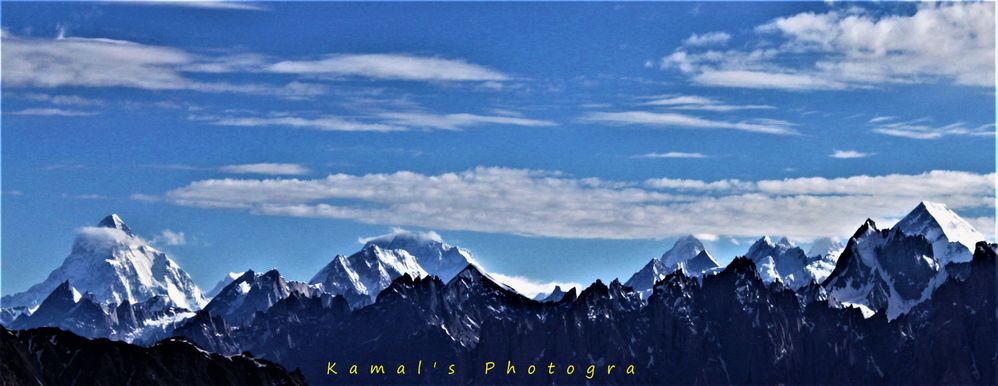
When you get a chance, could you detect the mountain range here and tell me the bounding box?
[0,201,992,385]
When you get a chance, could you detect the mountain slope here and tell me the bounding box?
[1,214,206,310]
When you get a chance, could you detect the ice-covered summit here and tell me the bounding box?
[1,214,206,310]
[894,201,986,264]
[361,229,476,282]
[660,235,707,268]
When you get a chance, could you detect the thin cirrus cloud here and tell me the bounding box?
[197,115,409,133]
[194,111,555,132]
[1,32,325,98]
[633,152,707,159]
[660,2,994,90]
[154,167,994,241]
[267,54,510,82]
[641,94,774,112]
[122,1,268,11]
[7,108,97,117]
[868,117,995,140]
[1,32,512,96]
[376,112,557,131]
[829,150,874,159]
[583,111,798,135]
[218,163,311,176]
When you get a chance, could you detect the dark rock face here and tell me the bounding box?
[0,325,307,386]
[203,269,319,325]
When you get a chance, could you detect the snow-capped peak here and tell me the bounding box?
[1,215,206,310]
[309,243,428,308]
[894,201,985,264]
[660,235,706,268]
[97,214,134,236]
[359,229,475,282]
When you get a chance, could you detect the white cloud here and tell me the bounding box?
[1,33,322,97]
[2,33,508,97]
[641,94,774,111]
[634,151,707,159]
[194,111,555,132]
[868,116,894,124]
[683,32,731,46]
[198,115,408,132]
[358,227,444,245]
[583,111,797,135]
[20,93,104,106]
[377,112,557,131]
[158,167,995,241]
[219,163,310,176]
[689,70,849,91]
[662,3,994,90]
[152,229,187,246]
[122,1,267,11]
[268,54,510,82]
[7,108,97,116]
[830,149,874,159]
[871,119,994,140]
[487,272,581,298]
[966,217,995,241]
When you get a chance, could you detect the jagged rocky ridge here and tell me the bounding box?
[0,325,306,386]
[165,242,994,385]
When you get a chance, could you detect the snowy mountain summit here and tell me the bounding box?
[361,229,476,281]
[1,214,206,310]
[894,201,986,265]
[310,229,477,308]
[824,201,988,319]
[625,235,719,299]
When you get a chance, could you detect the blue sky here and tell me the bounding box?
[2,2,994,296]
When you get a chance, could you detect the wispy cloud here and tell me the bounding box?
[123,1,267,11]
[641,94,774,112]
[8,108,97,116]
[868,116,894,124]
[219,163,310,176]
[829,149,874,159]
[377,112,556,131]
[193,110,555,132]
[19,93,105,106]
[683,32,731,47]
[157,168,994,241]
[870,118,994,140]
[633,151,707,159]
[2,32,509,97]
[151,229,187,246]
[1,33,320,97]
[196,115,408,132]
[268,54,510,82]
[661,3,994,90]
[583,111,797,135]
